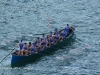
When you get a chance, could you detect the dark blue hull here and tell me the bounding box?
[11,29,75,67]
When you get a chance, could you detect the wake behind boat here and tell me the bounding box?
[11,25,75,67]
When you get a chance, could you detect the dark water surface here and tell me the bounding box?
[0,0,100,75]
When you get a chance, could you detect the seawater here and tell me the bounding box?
[0,0,100,75]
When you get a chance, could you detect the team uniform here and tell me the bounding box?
[30,45,35,53]
[41,37,47,46]
[55,35,59,40]
[36,42,41,51]
[48,32,52,37]
[54,31,59,35]
[65,27,69,33]
[35,38,41,44]
[41,38,47,47]
[49,37,54,44]
[61,31,67,38]
[23,45,27,50]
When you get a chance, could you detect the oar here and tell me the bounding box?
[0,48,15,63]
[33,24,75,36]
[33,29,62,35]
[47,13,50,28]
[32,36,40,38]
[33,14,50,35]
[33,33,48,35]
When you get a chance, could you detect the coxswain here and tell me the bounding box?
[21,43,28,56]
[19,39,23,50]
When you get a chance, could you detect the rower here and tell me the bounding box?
[60,30,67,39]
[34,37,41,44]
[41,34,48,48]
[23,43,28,50]
[54,34,60,43]
[46,35,50,46]
[41,39,47,50]
[20,43,28,56]
[27,42,32,51]
[47,31,54,46]
[30,43,36,54]
[49,36,54,46]
[54,28,59,35]
[48,31,53,37]
[41,34,46,41]
[69,26,74,33]
[35,41,41,52]
[65,24,70,34]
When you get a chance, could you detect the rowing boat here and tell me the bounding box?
[11,27,75,67]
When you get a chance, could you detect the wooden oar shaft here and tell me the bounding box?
[33,25,75,36]
[34,28,63,35]
[0,48,15,63]
[47,13,50,28]
[34,33,48,35]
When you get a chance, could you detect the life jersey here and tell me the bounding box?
[19,42,23,50]
[49,33,52,37]
[55,35,59,39]
[42,37,47,44]
[35,39,41,44]
[42,37,46,41]
[23,45,27,50]
[30,45,35,52]
[50,37,54,43]
[36,43,41,47]
[61,31,66,38]
[42,41,46,45]
[54,31,59,35]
